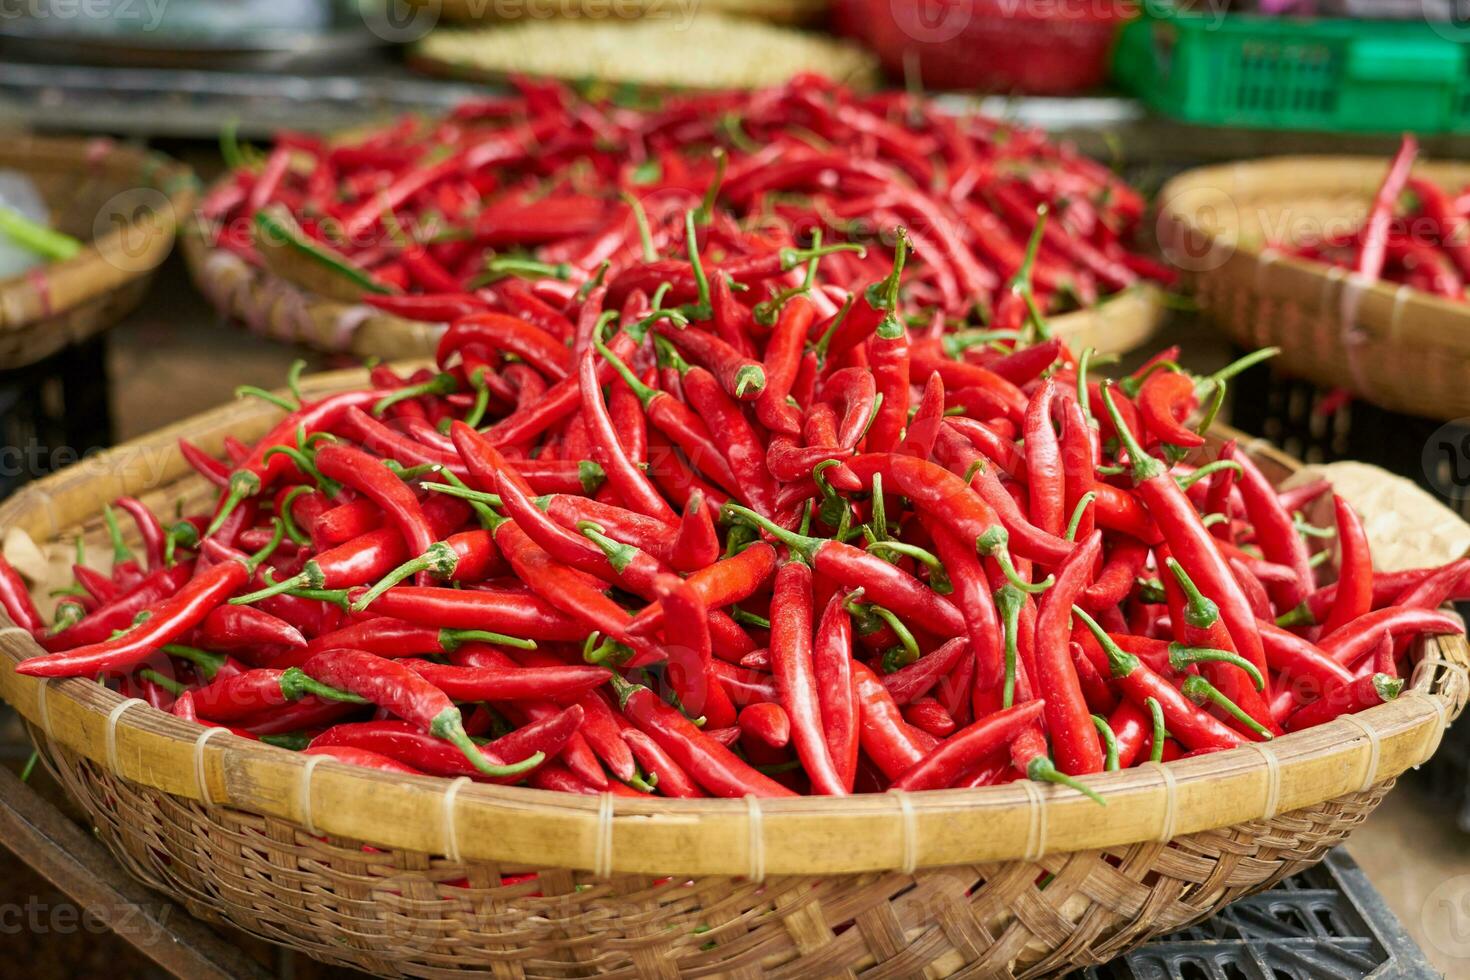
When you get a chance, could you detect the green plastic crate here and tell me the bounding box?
[1113,4,1470,132]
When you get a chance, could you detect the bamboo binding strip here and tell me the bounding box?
[1159,155,1470,420]
[0,365,1463,879]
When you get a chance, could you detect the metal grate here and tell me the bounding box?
[1070,849,1437,979]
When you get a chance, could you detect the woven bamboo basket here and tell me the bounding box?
[420,0,829,26]
[181,213,1170,362]
[0,135,196,370]
[1159,156,1470,420]
[0,365,1464,977]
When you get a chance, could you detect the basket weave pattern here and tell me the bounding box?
[0,366,1464,978]
[32,730,1391,979]
[1160,156,1470,420]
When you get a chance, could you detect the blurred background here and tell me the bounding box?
[4,1,1470,977]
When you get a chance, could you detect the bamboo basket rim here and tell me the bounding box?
[1158,154,1470,351]
[1,363,1463,878]
[0,134,197,333]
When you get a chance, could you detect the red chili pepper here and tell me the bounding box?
[1100,383,1270,681]
[366,293,488,323]
[191,666,364,722]
[198,604,306,651]
[852,661,937,781]
[1073,609,1257,751]
[1135,371,1202,449]
[1029,531,1106,774]
[179,439,231,488]
[1284,646,1403,732]
[315,443,436,572]
[439,312,572,381]
[880,636,969,706]
[610,673,795,798]
[1357,135,1418,280]
[577,348,676,523]
[655,573,736,726]
[397,657,609,702]
[344,585,586,642]
[768,561,846,795]
[114,497,166,570]
[847,452,1071,568]
[898,373,947,462]
[1225,444,1315,609]
[754,294,815,433]
[1321,495,1373,636]
[891,700,1044,791]
[0,557,41,633]
[725,504,965,638]
[680,365,778,515]
[738,701,791,749]
[41,563,193,651]
[300,648,543,778]
[302,745,427,776]
[19,557,253,677]
[1022,378,1066,535]
[308,708,575,782]
[621,728,703,797]
[1319,607,1463,668]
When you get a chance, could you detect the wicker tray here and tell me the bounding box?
[1,366,1464,976]
[421,0,830,26]
[1159,156,1470,421]
[0,135,196,370]
[181,216,1171,362]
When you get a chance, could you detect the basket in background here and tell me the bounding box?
[0,136,195,370]
[1159,155,1470,421]
[0,364,1462,977]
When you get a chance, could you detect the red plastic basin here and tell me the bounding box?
[843,0,1133,95]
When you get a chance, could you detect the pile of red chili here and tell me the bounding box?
[1279,134,1470,302]
[203,74,1169,327]
[6,215,1465,799]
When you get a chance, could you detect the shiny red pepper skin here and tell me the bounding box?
[344,585,587,641]
[1137,371,1204,449]
[19,559,249,677]
[0,556,41,633]
[621,728,704,797]
[1033,532,1107,775]
[578,348,676,523]
[812,588,859,792]
[681,365,778,515]
[439,312,572,381]
[1321,495,1372,636]
[401,658,610,702]
[891,700,1044,791]
[316,443,437,566]
[615,676,796,798]
[770,562,847,796]
[308,711,575,782]
[199,604,306,651]
[853,661,937,781]
[302,744,427,775]
[848,452,1073,567]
